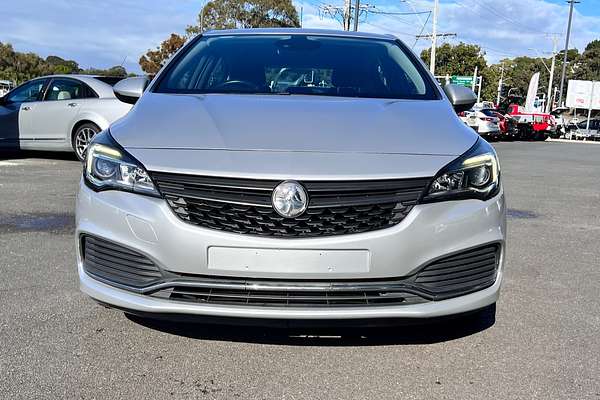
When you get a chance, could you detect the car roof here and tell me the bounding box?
[37,74,118,98]
[202,28,397,41]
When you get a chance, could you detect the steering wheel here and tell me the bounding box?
[211,80,261,92]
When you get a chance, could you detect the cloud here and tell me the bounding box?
[1,0,598,73]
[299,0,600,63]
[1,0,199,73]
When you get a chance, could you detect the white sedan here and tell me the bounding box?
[0,75,133,160]
[459,109,501,139]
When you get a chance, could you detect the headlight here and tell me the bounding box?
[421,138,500,202]
[83,130,159,196]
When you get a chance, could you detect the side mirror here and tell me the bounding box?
[443,84,477,113]
[113,76,149,105]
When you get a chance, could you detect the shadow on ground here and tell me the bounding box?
[125,304,496,346]
[0,149,78,162]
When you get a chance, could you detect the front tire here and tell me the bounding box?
[73,123,100,161]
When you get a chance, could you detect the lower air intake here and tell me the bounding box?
[81,235,163,288]
[414,244,500,299]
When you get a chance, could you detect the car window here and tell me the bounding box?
[156,35,439,100]
[45,78,95,101]
[6,79,47,103]
[93,76,125,86]
[480,109,496,117]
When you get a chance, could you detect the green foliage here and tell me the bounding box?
[186,0,300,35]
[0,42,130,85]
[140,0,299,74]
[81,65,128,77]
[574,40,600,81]
[421,42,487,77]
[420,42,595,105]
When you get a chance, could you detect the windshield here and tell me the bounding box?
[155,34,438,100]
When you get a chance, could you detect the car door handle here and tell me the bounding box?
[22,106,31,111]
[67,102,78,107]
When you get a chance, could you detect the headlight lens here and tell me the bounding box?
[84,131,159,196]
[421,139,500,202]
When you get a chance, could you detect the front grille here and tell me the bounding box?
[81,235,163,288]
[150,172,430,238]
[149,278,429,307]
[414,244,500,299]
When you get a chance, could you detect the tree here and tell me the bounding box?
[186,0,300,35]
[574,40,600,81]
[418,42,590,105]
[138,33,186,75]
[421,43,488,77]
[140,0,300,73]
[81,65,128,77]
[1,41,131,84]
[46,55,79,74]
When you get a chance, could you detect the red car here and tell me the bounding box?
[492,112,518,140]
[506,104,553,140]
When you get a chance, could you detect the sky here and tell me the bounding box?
[1,0,599,74]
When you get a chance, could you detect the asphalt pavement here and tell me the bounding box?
[0,142,598,399]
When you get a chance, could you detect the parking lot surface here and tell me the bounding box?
[0,142,599,399]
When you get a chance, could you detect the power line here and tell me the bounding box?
[451,37,524,58]
[368,10,430,16]
[416,33,457,39]
[453,0,556,37]
[320,3,429,31]
[412,11,431,49]
[361,21,425,37]
[403,0,432,45]
[318,3,373,29]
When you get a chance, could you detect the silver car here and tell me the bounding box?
[77,29,506,323]
[0,75,132,160]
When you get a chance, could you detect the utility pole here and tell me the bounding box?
[496,63,505,105]
[343,0,352,30]
[415,32,456,68]
[585,82,595,132]
[546,35,559,113]
[429,0,439,74]
[353,0,360,31]
[558,0,580,106]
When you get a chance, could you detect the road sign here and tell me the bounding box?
[450,75,474,87]
[566,80,600,110]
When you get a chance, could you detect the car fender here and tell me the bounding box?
[70,99,133,135]
[69,111,109,133]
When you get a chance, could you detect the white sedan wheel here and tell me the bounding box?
[74,125,99,161]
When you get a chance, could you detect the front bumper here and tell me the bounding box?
[77,181,506,319]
